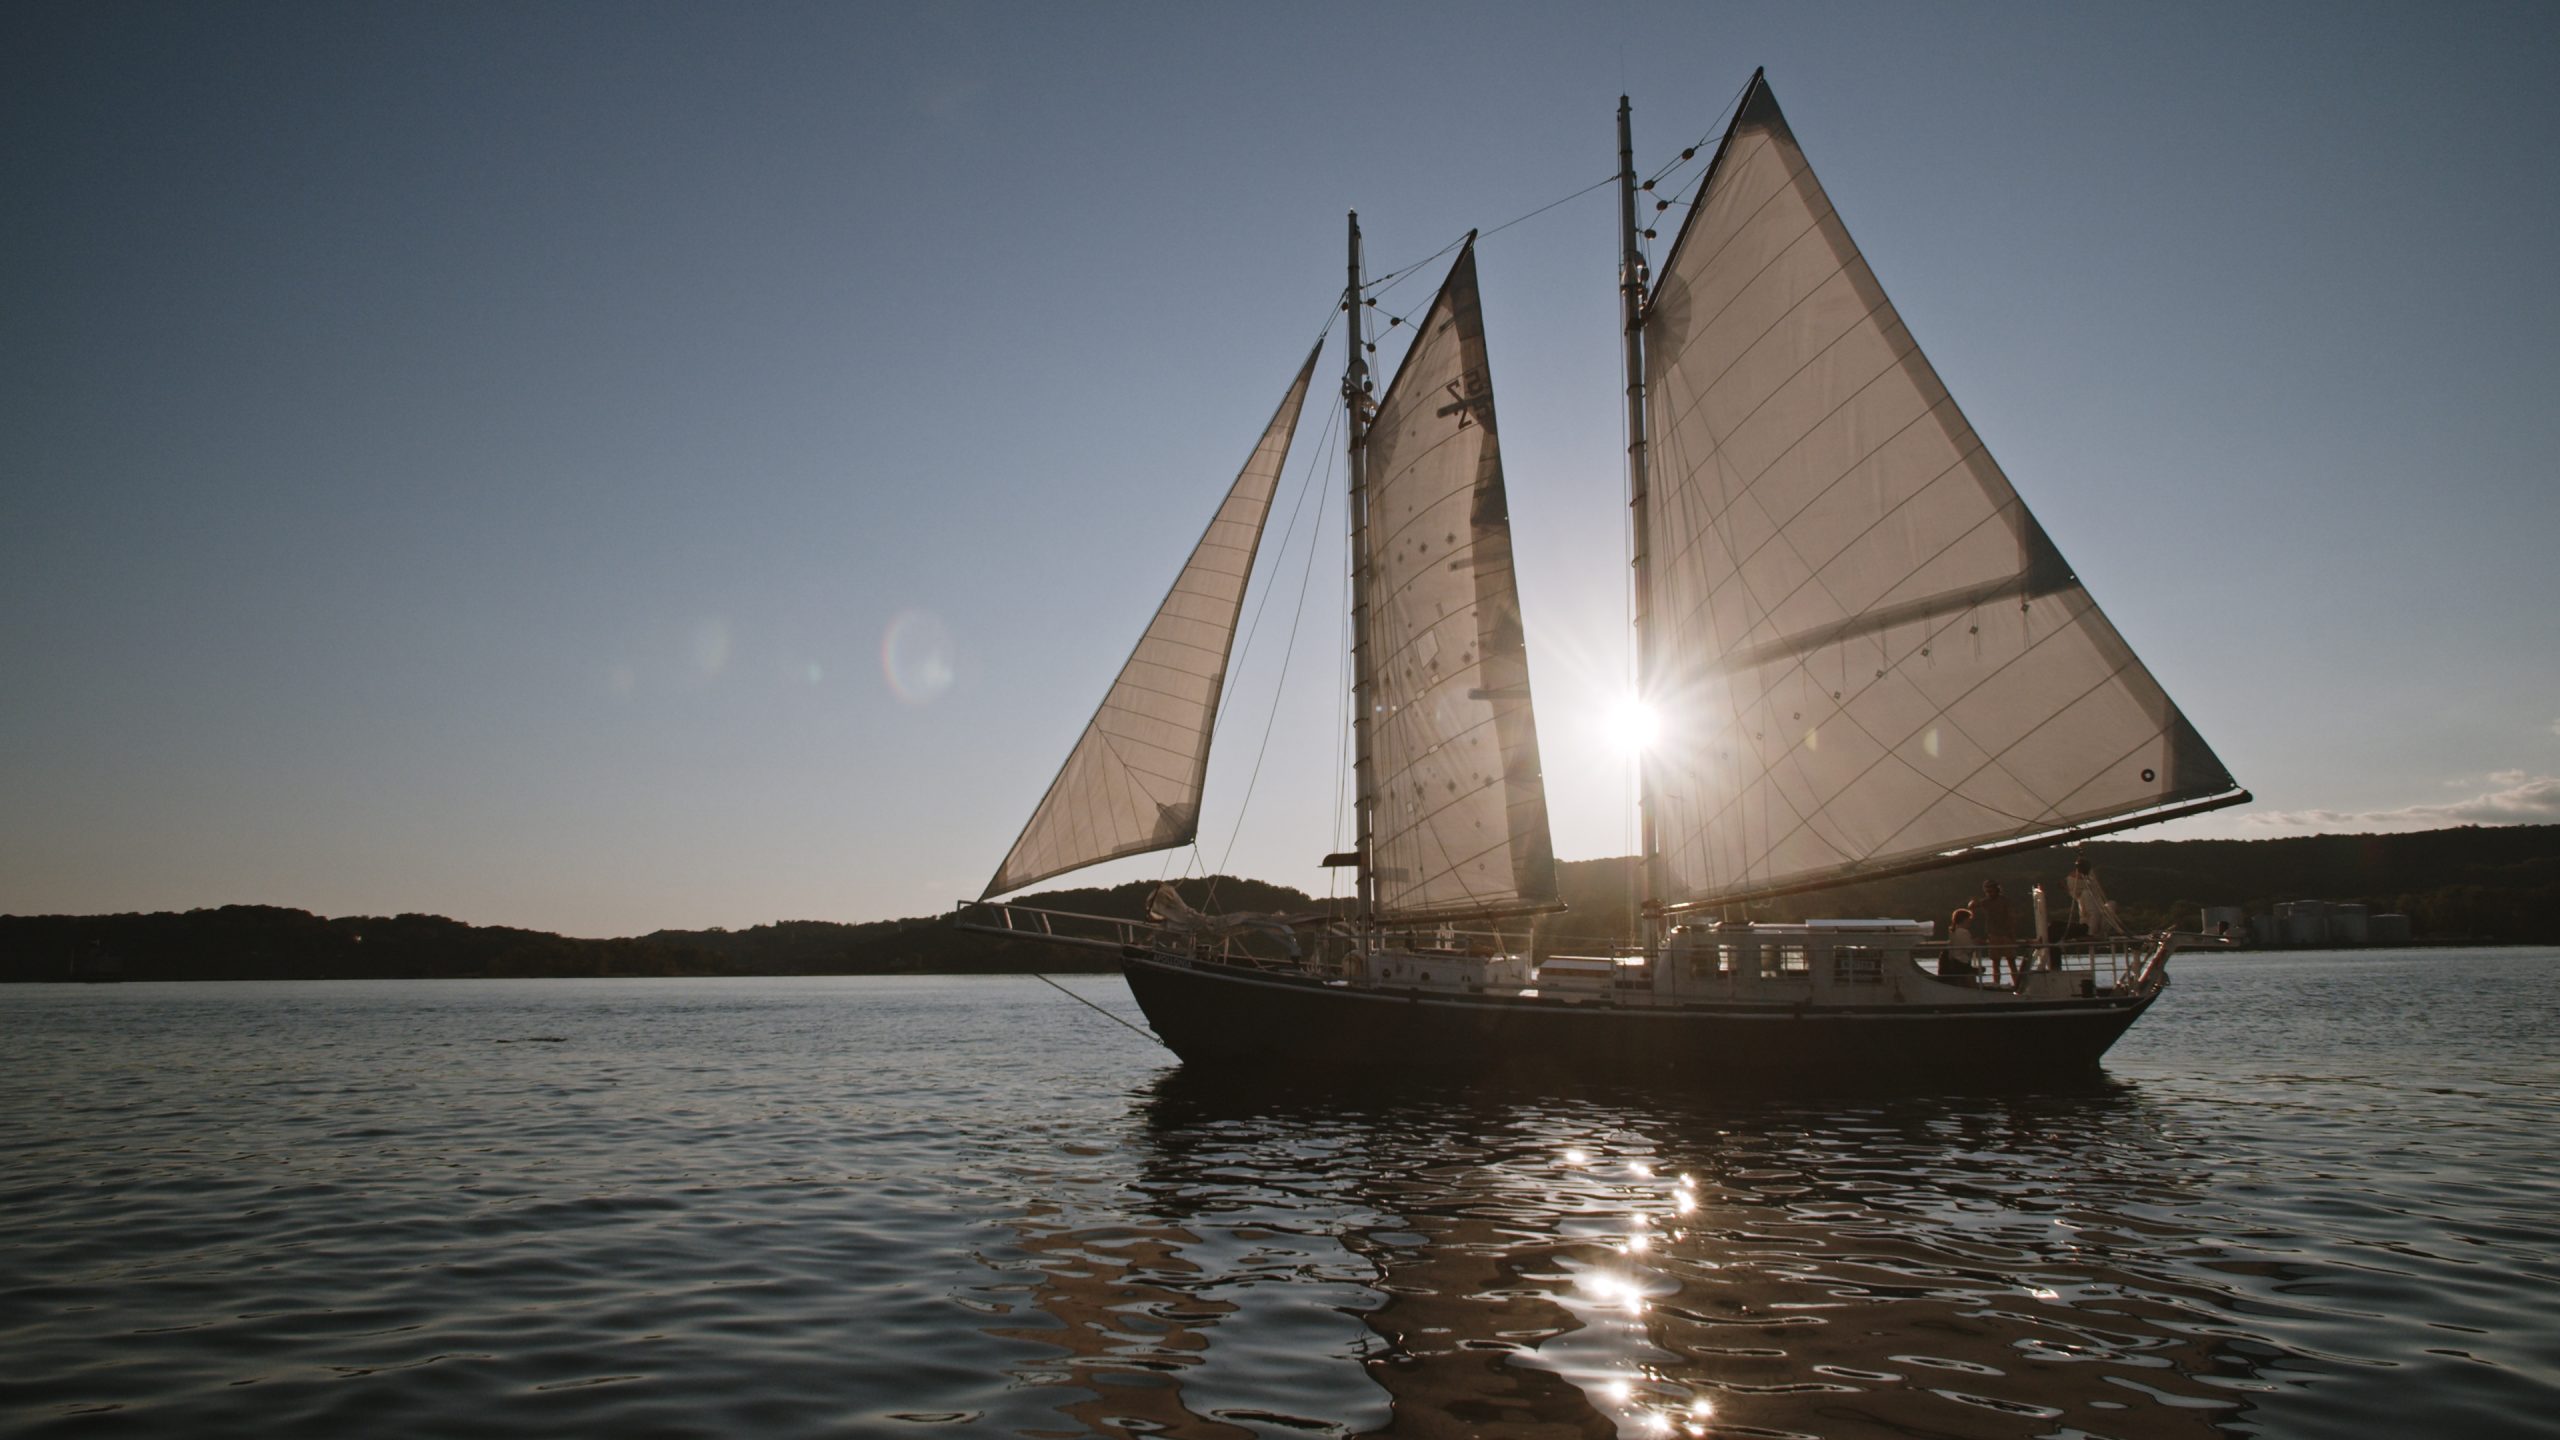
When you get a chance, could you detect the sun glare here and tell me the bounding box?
[1605,697,1661,755]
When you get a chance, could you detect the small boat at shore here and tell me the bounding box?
[961,71,2246,1081]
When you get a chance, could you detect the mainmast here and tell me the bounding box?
[1344,211,1378,925]
[1617,97,1661,955]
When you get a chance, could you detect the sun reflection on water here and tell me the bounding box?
[1085,1072,2283,1440]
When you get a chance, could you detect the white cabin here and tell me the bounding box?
[1661,920,1929,1002]
[1659,919,2108,1004]
[1361,947,1533,993]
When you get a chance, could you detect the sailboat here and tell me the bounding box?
[959,72,2247,1080]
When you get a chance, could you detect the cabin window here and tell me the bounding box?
[1769,944,1808,976]
[1693,943,1744,977]
[1832,946,1884,984]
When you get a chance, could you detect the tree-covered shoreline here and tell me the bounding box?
[6,826,2551,982]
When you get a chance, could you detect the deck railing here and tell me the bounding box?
[1919,931,2187,991]
[951,899,1159,954]
[951,900,1309,969]
[955,902,2206,995]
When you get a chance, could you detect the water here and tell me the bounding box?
[3,950,2555,1438]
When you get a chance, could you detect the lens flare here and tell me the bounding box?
[881,610,956,704]
[688,618,732,678]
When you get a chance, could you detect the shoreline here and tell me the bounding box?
[10,942,2556,986]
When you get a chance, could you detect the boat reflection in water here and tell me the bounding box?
[979,1072,2280,1438]
[970,1205,1250,1436]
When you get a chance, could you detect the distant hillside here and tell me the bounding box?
[1536,824,2560,950]
[5,827,2552,982]
[0,875,1328,983]
[635,874,1332,977]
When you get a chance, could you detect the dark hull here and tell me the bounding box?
[1120,953,2159,1082]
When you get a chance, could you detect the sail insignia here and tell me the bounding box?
[1638,74,2239,910]
[1358,242,1560,924]
[982,348,1321,899]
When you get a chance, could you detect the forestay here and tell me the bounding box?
[1640,74,2238,909]
[983,349,1319,898]
[1359,244,1559,923]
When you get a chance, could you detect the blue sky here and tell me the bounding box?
[6,2,2555,936]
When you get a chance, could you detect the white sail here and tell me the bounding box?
[983,349,1319,898]
[1640,74,2238,908]
[1360,244,1559,923]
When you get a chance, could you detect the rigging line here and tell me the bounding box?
[1030,972,1163,1046]
[1642,85,1746,187]
[1636,79,1750,275]
[1206,400,1344,901]
[1154,840,1197,895]
[1655,164,1715,219]
[1365,171,1619,301]
[1366,234,1468,298]
[1173,370,1340,910]
[1211,399,1338,725]
[1644,77,1750,187]
[1311,304,1346,350]
[1213,392,1336,737]
[1481,172,1617,241]
[1214,434,1336,878]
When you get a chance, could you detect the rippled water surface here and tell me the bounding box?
[4,950,2556,1438]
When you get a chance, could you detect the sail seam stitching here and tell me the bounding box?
[1659,205,1839,411]
[1714,597,2139,874]
[1703,449,2005,669]
[1659,138,1813,325]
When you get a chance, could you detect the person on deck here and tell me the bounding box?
[2067,856,2123,938]
[1976,880,2018,986]
[1940,908,1977,980]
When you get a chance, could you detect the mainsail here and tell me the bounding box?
[983,349,1319,898]
[1359,243,1559,922]
[1639,73,2240,909]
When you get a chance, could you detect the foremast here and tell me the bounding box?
[1342,224,1559,935]
[1617,96,1662,958]
[1344,212,1378,926]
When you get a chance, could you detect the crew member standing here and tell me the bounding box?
[1976,880,2018,986]
[2067,856,2123,938]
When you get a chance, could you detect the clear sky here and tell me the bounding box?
[6,2,2556,936]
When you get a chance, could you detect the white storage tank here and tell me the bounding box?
[2329,904,2370,945]
[2282,901,2330,947]
[2371,913,2413,944]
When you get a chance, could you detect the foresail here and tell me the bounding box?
[1639,74,2238,909]
[983,348,1319,898]
[1360,244,1559,923]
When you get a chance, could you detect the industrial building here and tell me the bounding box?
[2231,900,2412,948]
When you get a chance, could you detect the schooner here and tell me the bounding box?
[959,72,2246,1080]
